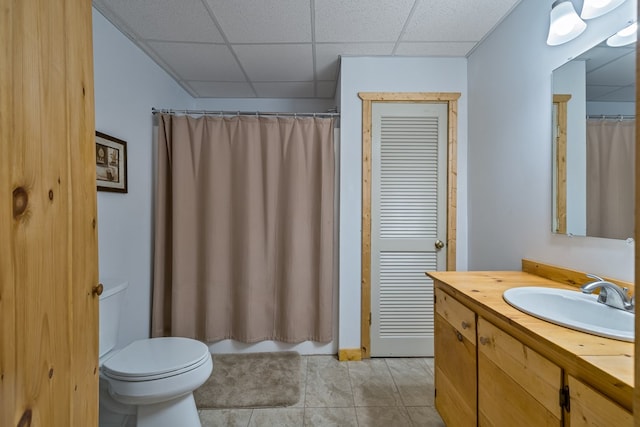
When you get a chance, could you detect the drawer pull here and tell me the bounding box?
[479,336,490,345]
[461,321,470,330]
[456,331,463,342]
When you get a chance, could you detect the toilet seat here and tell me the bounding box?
[102,337,211,382]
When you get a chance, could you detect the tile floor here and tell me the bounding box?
[198,355,445,427]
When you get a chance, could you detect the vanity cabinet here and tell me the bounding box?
[477,318,562,426]
[432,274,633,427]
[566,375,632,426]
[434,289,477,426]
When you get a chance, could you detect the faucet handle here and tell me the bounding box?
[586,273,605,282]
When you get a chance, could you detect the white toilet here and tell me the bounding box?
[99,279,213,427]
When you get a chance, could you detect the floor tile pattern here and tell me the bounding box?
[198,355,445,427]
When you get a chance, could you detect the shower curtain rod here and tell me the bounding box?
[151,108,340,118]
[586,114,635,120]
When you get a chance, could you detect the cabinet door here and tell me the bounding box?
[478,318,562,427]
[567,375,632,426]
[434,289,477,426]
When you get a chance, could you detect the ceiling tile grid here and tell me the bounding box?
[205,0,313,43]
[92,0,523,99]
[577,42,635,103]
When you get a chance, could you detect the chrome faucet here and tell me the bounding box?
[580,274,634,312]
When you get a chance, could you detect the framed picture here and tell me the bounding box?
[96,131,127,193]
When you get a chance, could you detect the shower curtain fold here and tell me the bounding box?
[152,114,335,343]
[586,119,635,240]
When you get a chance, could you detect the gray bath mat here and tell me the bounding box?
[194,351,301,409]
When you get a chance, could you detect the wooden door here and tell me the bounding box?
[0,0,99,425]
[370,102,448,356]
[477,318,562,427]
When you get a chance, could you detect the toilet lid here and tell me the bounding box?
[102,337,210,381]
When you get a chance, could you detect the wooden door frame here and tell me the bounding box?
[359,92,460,359]
[552,94,571,234]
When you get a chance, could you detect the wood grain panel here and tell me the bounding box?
[359,92,462,102]
[435,289,475,343]
[0,0,98,425]
[553,94,570,235]
[568,375,632,427]
[446,99,458,271]
[478,354,562,427]
[522,258,633,292]
[338,349,362,361]
[478,318,562,420]
[361,96,372,359]
[435,313,476,426]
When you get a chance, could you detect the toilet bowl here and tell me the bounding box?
[99,280,212,427]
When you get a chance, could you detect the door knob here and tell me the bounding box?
[92,283,104,297]
[435,239,445,250]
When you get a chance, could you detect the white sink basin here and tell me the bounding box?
[503,287,634,342]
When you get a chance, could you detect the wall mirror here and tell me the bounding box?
[552,27,636,240]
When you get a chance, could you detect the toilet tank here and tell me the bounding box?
[99,279,129,358]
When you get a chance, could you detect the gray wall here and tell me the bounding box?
[467,0,635,279]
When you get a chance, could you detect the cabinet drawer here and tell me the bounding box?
[435,288,475,344]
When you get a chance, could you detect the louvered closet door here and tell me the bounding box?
[371,102,448,357]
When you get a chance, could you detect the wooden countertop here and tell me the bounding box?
[427,270,634,411]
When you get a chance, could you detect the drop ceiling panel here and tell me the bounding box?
[315,0,415,42]
[595,86,635,102]
[234,44,314,81]
[93,0,527,99]
[315,43,395,80]
[253,82,315,98]
[395,42,476,56]
[188,81,256,98]
[588,53,636,86]
[149,42,246,81]
[403,0,520,41]
[317,81,337,98]
[94,0,224,42]
[579,46,635,71]
[205,0,312,43]
[587,84,635,102]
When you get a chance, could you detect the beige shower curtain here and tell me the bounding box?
[586,119,635,240]
[152,114,335,343]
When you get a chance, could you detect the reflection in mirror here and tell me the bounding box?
[552,32,635,240]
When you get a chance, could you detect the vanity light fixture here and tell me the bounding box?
[606,21,638,46]
[547,0,587,46]
[580,0,626,20]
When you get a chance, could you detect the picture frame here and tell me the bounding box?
[96,131,127,193]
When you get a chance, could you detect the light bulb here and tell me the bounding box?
[547,0,587,46]
[607,22,638,47]
[581,0,626,20]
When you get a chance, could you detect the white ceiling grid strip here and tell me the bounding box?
[92,0,523,98]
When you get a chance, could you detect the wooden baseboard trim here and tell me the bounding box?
[338,348,362,361]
